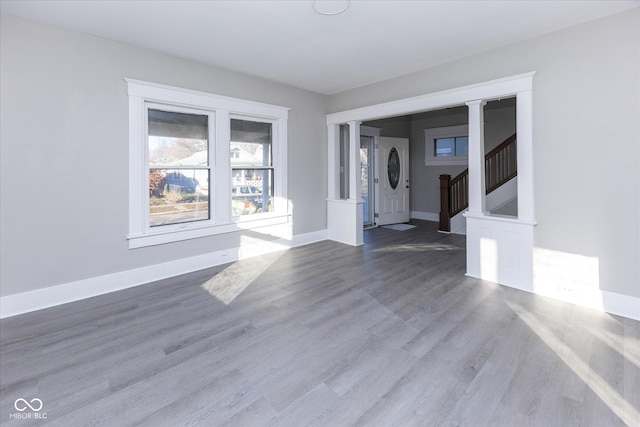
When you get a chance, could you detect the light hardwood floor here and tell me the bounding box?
[1,220,639,426]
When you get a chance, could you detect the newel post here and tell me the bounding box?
[439,174,451,232]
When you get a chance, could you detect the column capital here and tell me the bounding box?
[465,100,487,108]
[347,120,362,126]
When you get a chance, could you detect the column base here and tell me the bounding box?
[327,198,364,246]
[464,212,535,292]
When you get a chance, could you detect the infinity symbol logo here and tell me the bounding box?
[14,398,43,412]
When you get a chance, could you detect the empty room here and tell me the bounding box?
[1,1,639,425]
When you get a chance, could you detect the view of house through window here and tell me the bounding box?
[148,108,210,226]
[230,118,274,216]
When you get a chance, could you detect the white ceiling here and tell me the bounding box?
[1,0,638,95]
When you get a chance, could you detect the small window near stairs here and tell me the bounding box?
[424,124,468,166]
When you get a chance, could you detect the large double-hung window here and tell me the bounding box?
[127,80,289,248]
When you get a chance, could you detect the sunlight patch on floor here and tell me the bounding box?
[585,323,640,370]
[508,301,639,426]
[201,250,285,305]
[373,243,461,252]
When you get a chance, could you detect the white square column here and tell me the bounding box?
[466,100,487,214]
[465,96,535,293]
[516,90,535,222]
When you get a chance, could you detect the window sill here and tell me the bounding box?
[128,213,290,249]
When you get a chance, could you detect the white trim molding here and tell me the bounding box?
[326,72,536,125]
[0,230,328,319]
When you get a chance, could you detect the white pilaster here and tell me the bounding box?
[516,90,535,222]
[327,121,363,246]
[466,100,487,214]
[348,121,362,202]
[327,124,340,199]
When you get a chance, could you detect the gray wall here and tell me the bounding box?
[362,116,412,138]
[329,9,640,299]
[0,14,327,297]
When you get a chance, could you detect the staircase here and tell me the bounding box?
[439,133,517,233]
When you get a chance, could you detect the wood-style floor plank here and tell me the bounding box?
[1,220,639,426]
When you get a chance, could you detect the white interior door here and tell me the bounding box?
[376,137,410,225]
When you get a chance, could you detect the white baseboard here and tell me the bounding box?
[4,226,638,322]
[291,229,328,247]
[412,210,468,235]
[530,281,640,321]
[528,246,640,321]
[450,209,468,235]
[0,229,328,319]
[410,211,438,222]
[601,291,640,321]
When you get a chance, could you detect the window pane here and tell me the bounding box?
[232,169,273,216]
[455,136,468,156]
[230,119,272,167]
[148,109,208,166]
[435,137,455,156]
[149,169,209,226]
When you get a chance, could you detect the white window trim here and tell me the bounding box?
[126,79,289,249]
[424,124,468,166]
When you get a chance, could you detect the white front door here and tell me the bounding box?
[377,137,410,225]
